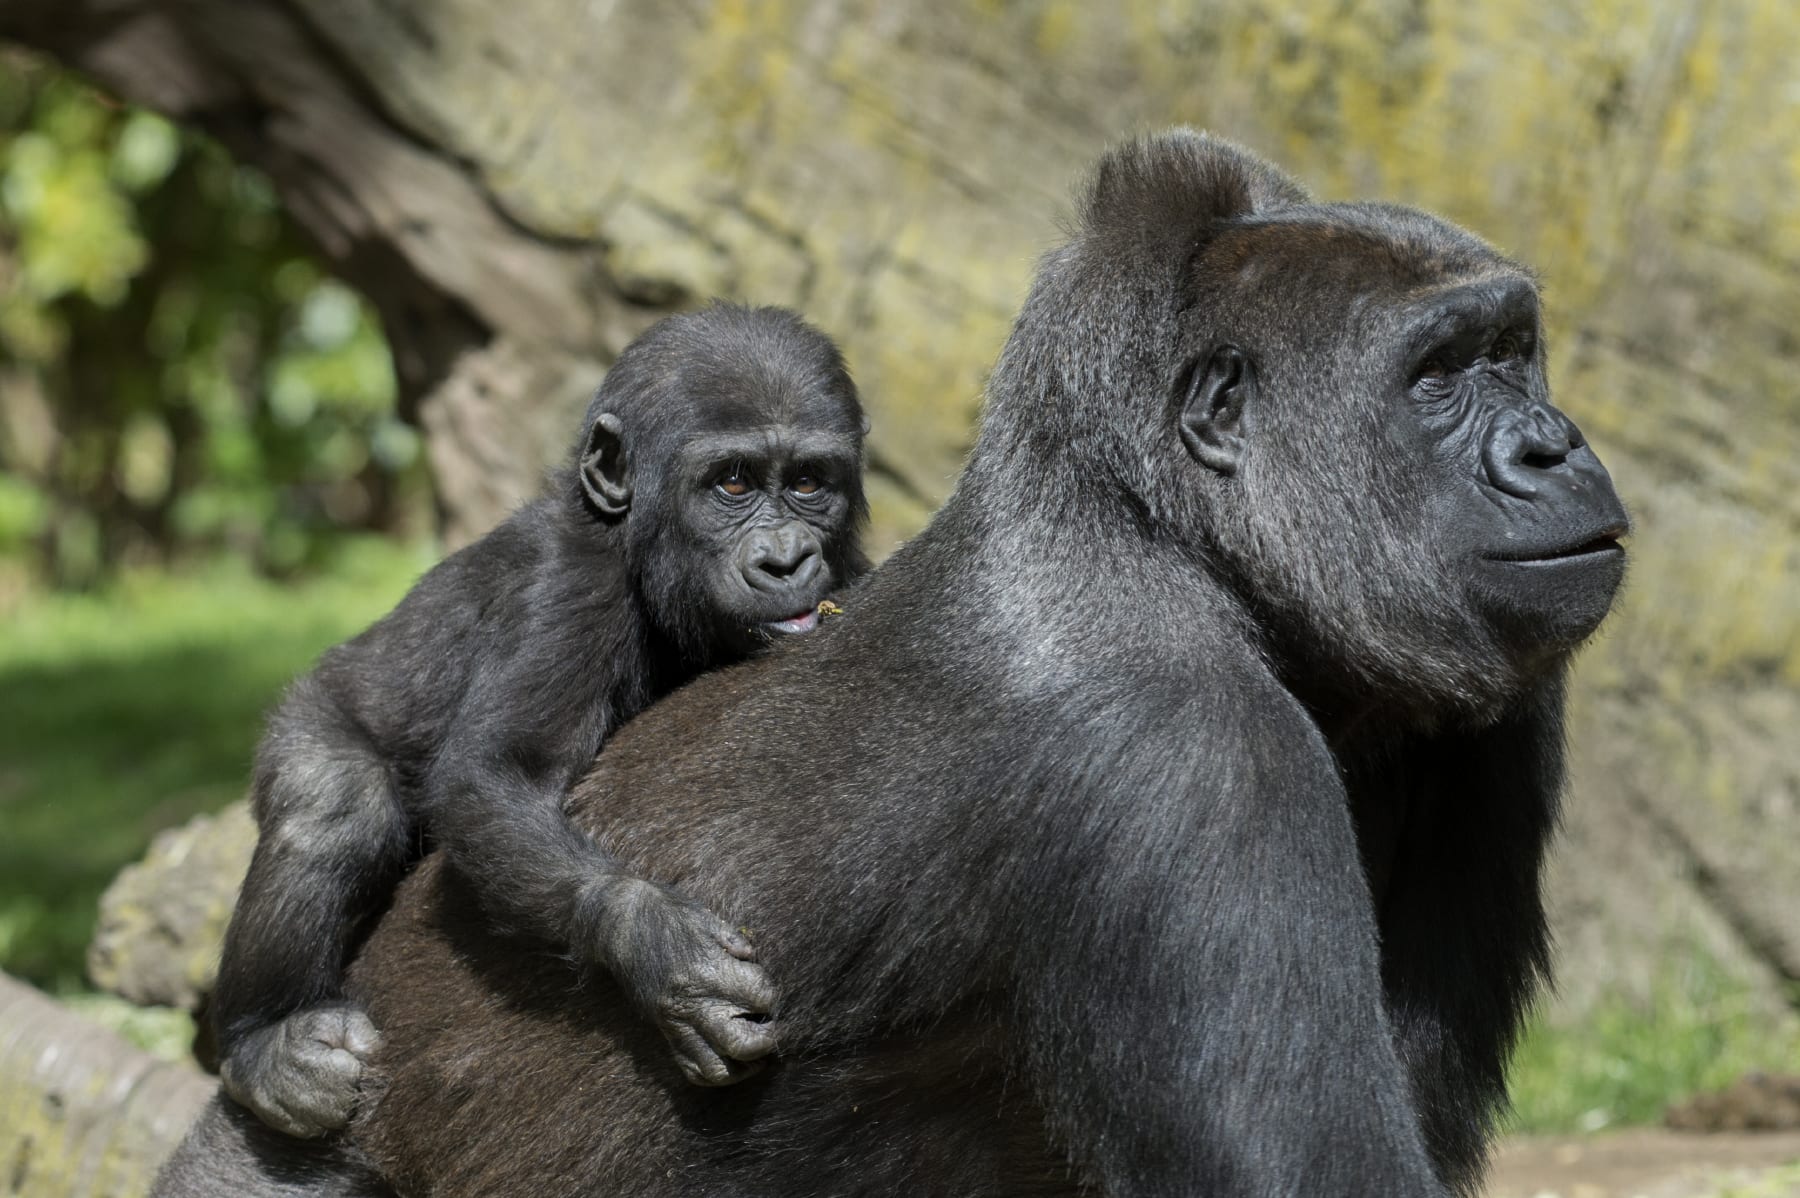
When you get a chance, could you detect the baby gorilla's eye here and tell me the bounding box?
[791,475,822,496]
[716,470,752,498]
[1415,360,1452,386]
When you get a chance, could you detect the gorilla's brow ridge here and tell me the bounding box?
[678,429,860,466]
[1396,275,1541,360]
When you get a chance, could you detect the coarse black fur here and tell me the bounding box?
[204,303,869,1140]
[161,132,1628,1197]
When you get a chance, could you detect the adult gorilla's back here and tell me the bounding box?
[164,131,1628,1198]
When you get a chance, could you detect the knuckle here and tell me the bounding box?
[732,994,773,1018]
[658,996,701,1025]
[731,968,777,1007]
[724,1037,772,1063]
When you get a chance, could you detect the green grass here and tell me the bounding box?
[1508,955,1800,1134]
[0,539,432,990]
[1709,1164,1800,1198]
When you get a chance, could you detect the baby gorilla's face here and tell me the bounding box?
[632,410,865,660]
[685,428,859,644]
[580,304,870,662]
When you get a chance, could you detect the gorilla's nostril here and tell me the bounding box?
[761,556,801,578]
[745,542,820,591]
[1520,450,1566,471]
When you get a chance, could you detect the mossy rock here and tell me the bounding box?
[86,802,254,1014]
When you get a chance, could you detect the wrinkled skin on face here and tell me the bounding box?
[1397,279,1625,654]
[662,421,862,647]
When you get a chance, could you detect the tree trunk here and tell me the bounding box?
[0,972,213,1198]
[5,0,1799,1111]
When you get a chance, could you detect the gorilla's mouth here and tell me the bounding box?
[1486,526,1627,564]
[762,608,821,635]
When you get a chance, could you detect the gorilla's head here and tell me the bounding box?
[572,303,870,661]
[982,131,1627,720]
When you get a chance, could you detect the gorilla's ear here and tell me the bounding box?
[579,413,632,517]
[1178,346,1254,475]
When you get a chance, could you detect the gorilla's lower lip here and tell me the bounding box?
[763,608,820,634]
[1485,527,1627,564]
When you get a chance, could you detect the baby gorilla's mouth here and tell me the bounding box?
[763,607,820,635]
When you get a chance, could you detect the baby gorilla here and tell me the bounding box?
[209,303,869,1137]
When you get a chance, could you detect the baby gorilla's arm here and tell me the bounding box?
[210,678,413,1139]
[428,722,781,1085]
[221,664,778,1139]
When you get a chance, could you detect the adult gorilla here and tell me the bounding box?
[158,132,1628,1197]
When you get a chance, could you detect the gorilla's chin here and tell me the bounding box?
[1469,546,1626,654]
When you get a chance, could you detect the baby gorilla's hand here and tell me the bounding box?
[589,878,778,1086]
[218,1003,381,1138]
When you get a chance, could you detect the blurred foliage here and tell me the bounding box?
[0,538,429,989]
[0,50,425,590]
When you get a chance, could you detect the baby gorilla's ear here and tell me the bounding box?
[580,413,632,517]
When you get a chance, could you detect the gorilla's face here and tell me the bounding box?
[668,423,863,647]
[1177,213,1628,714]
[576,306,870,664]
[1390,274,1628,657]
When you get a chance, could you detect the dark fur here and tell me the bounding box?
[161,133,1627,1197]
[205,303,868,1137]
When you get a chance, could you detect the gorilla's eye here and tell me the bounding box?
[791,475,822,496]
[1491,332,1525,361]
[1415,360,1454,388]
[716,468,753,498]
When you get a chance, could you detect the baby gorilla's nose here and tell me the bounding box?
[740,524,821,592]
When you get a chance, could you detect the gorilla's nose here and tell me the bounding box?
[742,526,821,592]
[1483,403,1587,499]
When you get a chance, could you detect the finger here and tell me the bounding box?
[663,1021,736,1087]
[697,1053,766,1086]
[261,1095,323,1140]
[708,958,777,1016]
[696,1007,778,1062]
[717,924,758,961]
[281,1097,343,1139]
[321,1046,366,1083]
[287,1005,377,1058]
[336,1010,383,1057]
[261,1075,348,1139]
[290,1035,362,1075]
